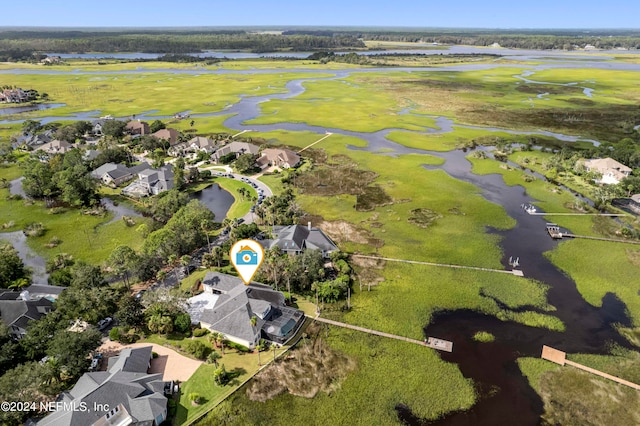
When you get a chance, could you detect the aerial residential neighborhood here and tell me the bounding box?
[2,9,640,426]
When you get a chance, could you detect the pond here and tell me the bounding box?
[0,231,48,285]
[190,183,234,222]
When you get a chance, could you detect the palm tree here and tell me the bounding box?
[201,219,212,250]
[207,351,221,367]
[156,270,167,286]
[167,254,178,282]
[255,339,266,366]
[211,246,224,268]
[209,331,225,355]
[180,255,192,275]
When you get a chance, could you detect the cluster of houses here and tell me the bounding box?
[0,87,37,103]
[17,117,302,199]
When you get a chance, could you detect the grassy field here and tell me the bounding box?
[210,178,256,219]
[245,66,640,142]
[0,165,150,264]
[0,71,334,120]
[518,349,640,425]
[204,324,476,425]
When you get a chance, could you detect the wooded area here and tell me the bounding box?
[0,31,365,53]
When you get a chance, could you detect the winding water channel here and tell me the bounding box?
[2,55,639,423]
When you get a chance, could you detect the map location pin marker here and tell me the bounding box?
[229,239,265,285]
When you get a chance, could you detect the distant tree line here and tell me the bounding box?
[287,29,640,50]
[0,32,365,54]
[0,49,45,62]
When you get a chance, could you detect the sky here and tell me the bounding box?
[1,0,638,29]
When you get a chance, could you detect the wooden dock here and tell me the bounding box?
[351,254,523,277]
[541,345,640,391]
[312,316,453,352]
[545,225,640,245]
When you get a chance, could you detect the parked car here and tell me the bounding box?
[97,317,113,330]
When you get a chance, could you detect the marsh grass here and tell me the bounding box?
[519,349,640,426]
[246,323,356,402]
[205,324,476,425]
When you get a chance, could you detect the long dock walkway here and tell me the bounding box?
[298,132,333,153]
[562,233,640,245]
[541,345,640,391]
[312,316,453,352]
[351,254,523,277]
[546,227,640,245]
[529,212,628,217]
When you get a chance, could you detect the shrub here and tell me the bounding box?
[109,327,121,342]
[48,207,65,215]
[188,393,203,405]
[226,341,251,353]
[109,326,140,344]
[23,222,45,237]
[183,340,211,360]
[46,236,62,248]
[193,328,209,337]
[152,351,159,359]
[173,312,192,334]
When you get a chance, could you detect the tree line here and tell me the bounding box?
[0,32,365,54]
[287,29,640,50]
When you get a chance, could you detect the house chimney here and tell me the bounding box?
[308,221,311,231]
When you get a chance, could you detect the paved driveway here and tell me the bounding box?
[98,341,203,382]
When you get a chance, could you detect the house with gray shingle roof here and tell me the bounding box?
[36,139,74,155]
[91,162,151,186]
[582,157,632,185]
[260,223,338,258]
[211,141,259,164]
[187,272,304,348]
[168,136,217,156]
[0,291,54,337]
[0,290,54,339]
[121,164,174,198]
[36,346,169,426]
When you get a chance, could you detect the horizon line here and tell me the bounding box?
[1,25,640,31]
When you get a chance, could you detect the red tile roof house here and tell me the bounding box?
[125,120,150,136]
[151,128,180,146]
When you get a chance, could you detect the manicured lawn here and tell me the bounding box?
[257,173,285,195]
[139,331,290,425]
[213,178,256,219]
